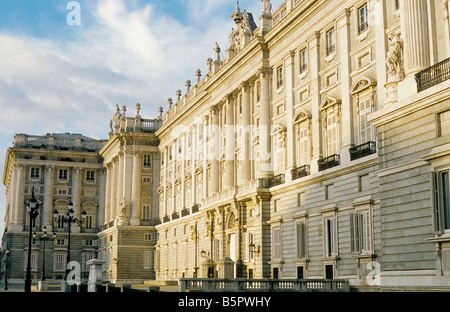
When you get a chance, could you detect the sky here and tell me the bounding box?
[0,0,284,237]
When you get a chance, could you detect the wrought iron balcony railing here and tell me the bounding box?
[268,174,285,188]
[349,141,376,161]
[291,165,310,180]
[318,154,340,171]
[416,57,450,92]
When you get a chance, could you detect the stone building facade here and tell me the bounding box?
[154,0,450,290]
[1,133,106,284]
[1,0,450,291]
[96,104,162,283]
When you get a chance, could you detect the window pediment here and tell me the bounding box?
[320,96,341,111]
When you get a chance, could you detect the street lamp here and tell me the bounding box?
[1,247,10,291]
[190,221,199,278]
[25,187,40,293]
[33,226,56,282]
[53,199,87,285]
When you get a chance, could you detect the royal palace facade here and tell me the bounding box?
[2,0,450,291]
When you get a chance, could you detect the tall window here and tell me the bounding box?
[326,28,336,55]
[86,170,95,182]
[58,169,68,181]
[298,123,310,165]
[350,210,372,254]
[358,98,373,144]
[277,66,284,89]
[275,134,285,175]
[30,167,40,179]
[143,155,152,168]
[358,4,369,34]
[54,253,67,271]
[432,170,450,234]
[272,227,281,261]
[144,251,153,269]
[299,48,308,74]
[324,217,338,257]
[296,222,307,259]
[326,111,338,156]
[85,215,93,229]
[243,232,255,262]
[438,110,450,137]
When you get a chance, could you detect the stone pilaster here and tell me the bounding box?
[72,167,81,232]
[130,152,141,226]
[104,163,112,223]
[14,164,25,227]
[43,166,54,227]
[241,82,251,182]
[224,94,235,189]
[210,105,220,194]
[284,51,295,173]
[259,65,273,178]
[400,0,430,77]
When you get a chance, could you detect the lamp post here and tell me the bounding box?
[33,226,56,282]
[190,221,199,278]
[25,187,40,293]
[1,247,9,291]
[53,199,86,285]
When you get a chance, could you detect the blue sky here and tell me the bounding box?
[0,0,284,235]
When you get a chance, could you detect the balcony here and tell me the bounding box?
[191,204,200,214]
[268,174,285,188]
[181,208,190,217]
[349,141,376,161]
[171,212,179,220]
[291,165,310,180]
[318,154,340,171]
[416,57,450,92]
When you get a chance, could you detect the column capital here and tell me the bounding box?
[240,81,251,92]
[209,104,220,115]
[258,66,273,79]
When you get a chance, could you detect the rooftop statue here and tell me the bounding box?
[262,0,272,14]
[214,42,221,62]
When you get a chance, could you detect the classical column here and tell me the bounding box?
[42,166,54,228]
[338,10,352,163]
[14,164,25,226]
[240,82,251,182]
[259,65,273,178]
[104,163,112,223]
[400,0,430,77]
[130,152,141,226]
[123,150,133,214]
[284,52,295,172]
[309,32,321,174]
[444,0,450,58]
[116,153,124,218]
[110,157,118,221]
[373,0,387,107]
[72,168,82,231]
[98,169,106,227]
[210,106,220,194]
[224,94,235,189]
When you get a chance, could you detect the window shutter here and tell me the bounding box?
[273,228,281,260]
[296,223,306,258]
[431,171,444,234]
[332,217,338,256]
[350,213,359,253]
